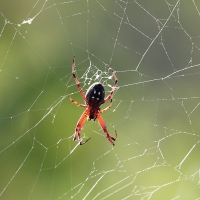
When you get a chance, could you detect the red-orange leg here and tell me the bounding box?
[72,56,87,101]
[74,109,90,145]
[100,99,112,114]
[97,114,117,146]
[68,95,87,108]
[104,66,118,103]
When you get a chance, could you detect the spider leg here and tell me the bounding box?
[100,99,112,114]
[72,56,87,101]
[68,96,87,108]
[104,66,118,103]
[97,114,117,146]
[80,137,91,145]
[73,109,90,145]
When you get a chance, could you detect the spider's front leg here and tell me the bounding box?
[73,109,90,145]
[72,56,87,101]
[97,114,117,146]
[104,66,118,103]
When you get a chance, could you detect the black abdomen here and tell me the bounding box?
[86,82,105,107]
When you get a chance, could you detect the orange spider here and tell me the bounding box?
[68,56,118,146]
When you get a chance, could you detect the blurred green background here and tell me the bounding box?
[1,0,200,199]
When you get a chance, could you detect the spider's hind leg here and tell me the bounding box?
[79,138,91,145]
[73,109,88,145]
[97,114,117,146]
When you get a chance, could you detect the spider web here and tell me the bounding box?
[1,0,200,199]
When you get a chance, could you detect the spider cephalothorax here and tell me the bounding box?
[68,56,118,146]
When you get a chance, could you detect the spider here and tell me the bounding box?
[68,56,118,146]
